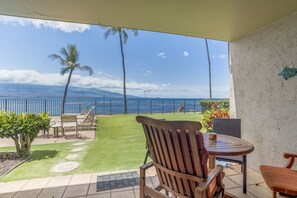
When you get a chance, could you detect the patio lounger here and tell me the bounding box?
[77,106,95,121]
[80,104,91,115]
[77,106,96,129]
[260,153,297,198]
[137,116,225,198]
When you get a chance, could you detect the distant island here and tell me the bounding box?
[0,83,137,98]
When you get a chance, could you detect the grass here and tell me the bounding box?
[0,142,75,182]
[0,113,203,182]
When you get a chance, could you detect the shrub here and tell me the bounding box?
[0,111,51,157]
[200,99,229,113]
[202,102,230,132]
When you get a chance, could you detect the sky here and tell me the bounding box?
[0,15,229,98]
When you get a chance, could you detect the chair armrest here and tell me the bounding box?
[195,165,224,193]
[140,162,154,171]
[284,152,297,169]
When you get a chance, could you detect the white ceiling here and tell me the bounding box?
[0,0,297,41]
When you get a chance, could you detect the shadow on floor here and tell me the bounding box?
[28,150,58,162]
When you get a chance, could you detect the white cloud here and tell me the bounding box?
[218,54,228,59]
[0,69,229,98]
[183,51,189,57]
[0,69,169,95]
[157,52,166,59]
[144,70,152,76]
[0,15,90,33]
[211,54,228,60]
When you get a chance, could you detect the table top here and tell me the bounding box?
[203,134,254,156]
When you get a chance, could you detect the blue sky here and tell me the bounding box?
[0,15,229,98]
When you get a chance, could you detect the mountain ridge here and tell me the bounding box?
[0,83,137,98]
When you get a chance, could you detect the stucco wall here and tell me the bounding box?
[229,13,297,170]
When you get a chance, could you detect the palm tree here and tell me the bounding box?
[49,44,94,114]
[205,38,212,99]
[104,27,138,114]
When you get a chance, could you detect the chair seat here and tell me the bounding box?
[216,155,243,163]
[62,122,77,127]
[260,165,297,196]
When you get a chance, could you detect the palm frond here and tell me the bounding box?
[78,65,94,76]
[130,29,138,37]
[48,54,67,66]
[59,47,69,61]
[104,27,119,39]
[68,44,79,63]
[104,28,113,39]
[60,67,70,75]
[132,29,138,36]
[122,30,128,44]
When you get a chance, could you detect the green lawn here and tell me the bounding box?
[0,113,203,182]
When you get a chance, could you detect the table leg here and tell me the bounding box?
[243,155,247,194]
[209,154,216,169]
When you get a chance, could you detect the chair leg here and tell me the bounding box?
[273,191,276,198]
[76,126,78,138]
[140,167,146,198]
[144,150,150,165]
[243,155,247,194]
[62,127,65,136]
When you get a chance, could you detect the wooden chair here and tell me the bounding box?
[213,118,247,194]
[260,153,297,198]
[61,114,78,137]
[136,116,225,198]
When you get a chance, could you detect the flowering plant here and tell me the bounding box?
[202,102,230,132]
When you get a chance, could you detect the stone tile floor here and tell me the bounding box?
[0,165,282,198]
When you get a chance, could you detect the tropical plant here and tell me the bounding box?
[49,44,93,114]
[0,111,51,157]
[202,102,230,132]
[104,27,138,114]
[200,99,229,113]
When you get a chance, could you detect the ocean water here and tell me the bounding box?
[0,98,205,116]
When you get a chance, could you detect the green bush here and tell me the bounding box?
[202,102,230,132]
[0,111,51,157]
[200,99,229,113]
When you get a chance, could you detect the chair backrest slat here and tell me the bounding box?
[158,129,176,191]
[179,130,197,194]
[163,130,183,194]
[136,116,208,197]
[61,114,77,123]
[145,125,167,188]
[213,118,241,138]
[171,130,192,196]
[152,126,171,188]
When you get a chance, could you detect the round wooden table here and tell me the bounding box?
[203,134,254,169]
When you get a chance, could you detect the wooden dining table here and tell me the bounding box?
[203,134,254,169]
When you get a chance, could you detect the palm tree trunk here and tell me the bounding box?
[119,31,127,114]
[61,69,74,114]
[205,38,212,99]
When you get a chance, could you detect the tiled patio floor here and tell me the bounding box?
[0,164,281,198]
